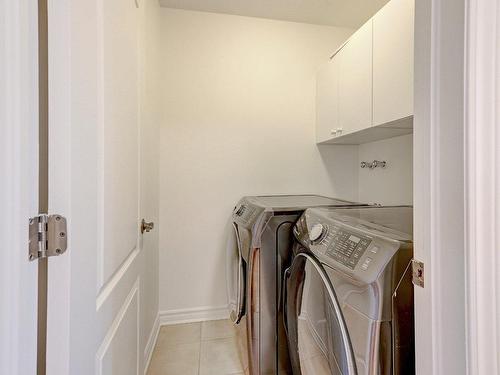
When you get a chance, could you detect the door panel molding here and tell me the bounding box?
[96,0,141,290]
[96,279,140,375]
[97,248,140,310]
[143,313,161,374]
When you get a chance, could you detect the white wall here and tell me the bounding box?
[358,134,413,205]
[158,9,356,314]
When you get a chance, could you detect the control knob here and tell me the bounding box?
[309,223,327,243]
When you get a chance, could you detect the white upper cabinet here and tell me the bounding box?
[316,58,339,143]
[338,20,373,136]
[373,0,414,126]
[316,0,414,144]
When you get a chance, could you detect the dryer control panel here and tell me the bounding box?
[325,230,371,269]
[295,216,371,270]
[294,208,404,284]
[232,199,264,228]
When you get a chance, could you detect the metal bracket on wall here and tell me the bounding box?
[29,214,68,261]
[140,219,155,234]
[412,259,425,288]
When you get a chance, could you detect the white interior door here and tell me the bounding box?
[46,0,160,374]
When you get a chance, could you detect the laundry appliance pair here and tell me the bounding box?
[226,195,414,375]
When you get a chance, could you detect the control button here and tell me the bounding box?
[370,246,379,254]
[309,224,326,242]
[361,257,372,270]
[235,205,246,216]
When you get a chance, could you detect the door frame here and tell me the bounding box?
[414,0,500,374]
[0,0,40,374]
[413,0,468,373]
[463,0,500,373]
[45,0,72,372]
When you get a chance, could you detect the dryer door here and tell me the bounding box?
[284,252,357,375]
[226,222,246,324]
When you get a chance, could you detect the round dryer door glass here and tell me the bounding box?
[226,223,246,324]
[284,252,357,375]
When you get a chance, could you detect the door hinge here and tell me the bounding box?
[29,214,68,261]
[411,259,425,288]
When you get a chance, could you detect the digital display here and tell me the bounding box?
[325,230,371,269]
[349,235,360,243]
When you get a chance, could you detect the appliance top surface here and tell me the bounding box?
[246,195,364,211]
[314,206,413,241]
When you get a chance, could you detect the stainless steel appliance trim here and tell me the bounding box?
[282,266,291,336]
[295,252,358,374]
[230,222,245,324]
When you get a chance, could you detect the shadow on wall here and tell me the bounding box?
[222,218,236,313]
[357,134,413,205]
[316,144,359,202]
[209,217,240,317]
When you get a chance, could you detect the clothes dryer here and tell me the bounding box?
[284,206,414,375]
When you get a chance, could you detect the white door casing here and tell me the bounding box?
[0,1,39,374]
[414,0,467,374]
[464,0,500,373]
[46,0,161,374]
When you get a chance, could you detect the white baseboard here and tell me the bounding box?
[143,313,160,375]
[159,305,229,326]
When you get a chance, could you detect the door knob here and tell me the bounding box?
[141,219,154,234]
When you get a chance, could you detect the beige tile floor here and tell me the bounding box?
[147,319,246,375]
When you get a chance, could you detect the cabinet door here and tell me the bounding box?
[373,0,414,126]
[316,58,339,143]
[338,20,373,135]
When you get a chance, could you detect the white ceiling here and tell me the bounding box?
[158,0,390,28]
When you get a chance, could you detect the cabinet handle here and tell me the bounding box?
[331,128,343,137]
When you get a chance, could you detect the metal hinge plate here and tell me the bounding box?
[412,259,425,288]
[29,214,67,261]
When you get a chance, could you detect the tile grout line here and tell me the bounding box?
[150,320,238,375]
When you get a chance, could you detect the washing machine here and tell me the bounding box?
[284,206,414,375]
[226,195,368,375]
